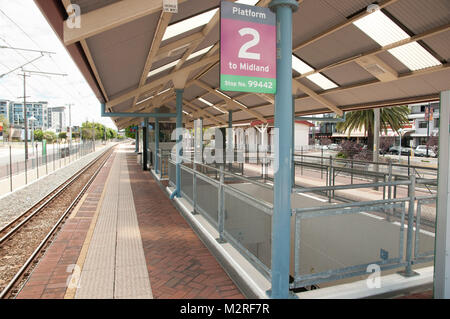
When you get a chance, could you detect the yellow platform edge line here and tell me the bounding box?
[64,152,115,299]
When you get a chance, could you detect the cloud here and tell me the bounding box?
[0,0,116,129]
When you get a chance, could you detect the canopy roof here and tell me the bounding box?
[35,0,450,129]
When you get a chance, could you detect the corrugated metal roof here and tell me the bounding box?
[34,0,450,128]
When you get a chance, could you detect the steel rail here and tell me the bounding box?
[0,148,114,299]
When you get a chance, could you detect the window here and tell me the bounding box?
[418,121,427,129]
[434,119,439,128]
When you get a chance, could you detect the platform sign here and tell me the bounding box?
[220,1,276,94]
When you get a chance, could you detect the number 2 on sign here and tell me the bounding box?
[238,28,260,60]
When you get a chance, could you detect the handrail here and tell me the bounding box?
[294,197,409,214]
[293,180,411,194]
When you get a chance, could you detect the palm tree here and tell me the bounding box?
[336,106,410,150]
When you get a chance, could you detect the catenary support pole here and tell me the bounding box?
[434,90,450,298]
[269,0,298,299]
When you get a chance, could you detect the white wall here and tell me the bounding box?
[294,123,310,151]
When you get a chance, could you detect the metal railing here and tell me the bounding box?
[291,174,436,289]
[165,148,437,291]
[0,140,107,195]
[169,159,274,279]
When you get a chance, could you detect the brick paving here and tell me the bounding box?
[16,152,116,299]
[16,145,244,299]
[127,150,245,299]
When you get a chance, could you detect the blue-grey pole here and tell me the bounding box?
[269,0,298,299]
[155,118,160,174]
[135,127,139,153]
[143,118,149,171]
[228,110,233,171]
[171,88,183,199]
[292,96,295,188]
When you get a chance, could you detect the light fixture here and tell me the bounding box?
[353,9,441,71]
[292,55,314,74]
[306,73,338,90]
[162,8,219,41]
[148,46,213,78]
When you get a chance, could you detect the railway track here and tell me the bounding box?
[0,146,115,299]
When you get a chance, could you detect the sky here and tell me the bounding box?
[0,0,116,129]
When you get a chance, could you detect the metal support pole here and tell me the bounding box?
[155,118,159,173]
[373,108,380,190]
[351,159,354,184]
[269,0,298,299]
[9,145,12,192]
[192,161,198,215]
[135,127,139,153]
[171,88,183,199]
[217,165,226,243]
[292,96,295,187]
[321,148,324,179]
[24,143,27,185]
[228,111,233,172]
[36,143,39,179]
[399,174,418,277]
[301,146,303,176]
[434,90,450,298]
[143,118,148,171]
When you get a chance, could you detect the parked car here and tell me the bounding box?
[414,145,437,157]
[328,143,340,151]
[388,146,412,156]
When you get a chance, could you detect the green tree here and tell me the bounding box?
[59,132,67,140]
[336,106,410,150]
[43,131,57,143]
[34,129,44,141]
[125,126,136,139]
[106,128,117,139]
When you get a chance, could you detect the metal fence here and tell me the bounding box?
[0,140,107,195]
[291,175,436,288]
[166,148,437,290]
[169,159,274,279]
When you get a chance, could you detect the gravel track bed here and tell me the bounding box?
[0,145,114,230]
[0,149,113,293]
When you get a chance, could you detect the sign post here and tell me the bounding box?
[220,1,276,94]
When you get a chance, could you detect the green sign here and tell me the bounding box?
[42,139,47,156]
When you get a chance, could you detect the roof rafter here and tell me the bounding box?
[293,0,400,52]
[129,11,172,112]
[194,80,267,123]
[106,53,219,108]
[204,62,450,123]
[297,23,450,80]
[63,0,187,45]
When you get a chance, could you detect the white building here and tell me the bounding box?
[48,106,67,133]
